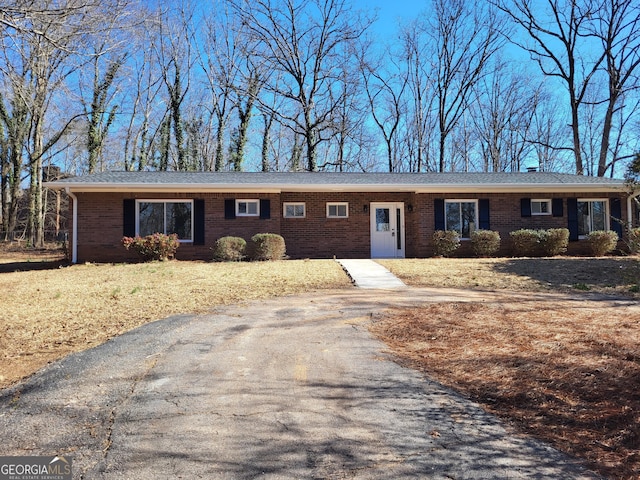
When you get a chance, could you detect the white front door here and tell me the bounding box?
[370,202,405,258]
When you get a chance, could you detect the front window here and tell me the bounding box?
[327,202,348,218]
[138,200,193,241]
[531,199,551,215]
[236,199,259,216]
[284,202,305,218]
[445,200,477,238]
[578,199,608,236]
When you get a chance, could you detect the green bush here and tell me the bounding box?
[470,230,501,257]
[212,236,246,261]
[249,233,286,261]
[540,228,569,256]
[586,230,619,257]
[432,230,460,257]
[509,229,540,256]
[122,233,179,261]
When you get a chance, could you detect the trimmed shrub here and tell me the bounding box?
[212,236,246,261]
[509,229,540,257]
[470,230,501,257]
[249,233,286,261]
[586,230,619,257]
[540,228,569,256]
[432,230,460,257]
[122,233,179,261]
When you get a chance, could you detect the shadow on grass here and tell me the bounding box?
[0,259,68,273]
[493,257,640,292]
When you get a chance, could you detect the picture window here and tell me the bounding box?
[444,200,478,239]
[137,200,193,241]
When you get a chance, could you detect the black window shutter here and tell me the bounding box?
[224,199,236,219]
[123,199,136,237]
[552,198,564,217]
[260,199,271,219]
[434,199,445,230]
[479,199,490,230]
[610,197,623,239]
[567,198,579,241]
[520,198,532,217]
[193,199,205,245]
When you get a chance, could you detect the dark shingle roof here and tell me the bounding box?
[45,170,626,193]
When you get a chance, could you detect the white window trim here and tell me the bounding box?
[236,199,260,217]
[578,198,610,238]
[531,199,552,216]
[135,199,194,242]
[283,202,306,218]
[444,199,479,239]
[326,202,349,218]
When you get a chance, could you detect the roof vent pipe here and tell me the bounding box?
[526,167,538,173]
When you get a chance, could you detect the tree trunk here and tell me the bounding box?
[570,97,584,175]
[214,116,225,171]
[261,113,273,172]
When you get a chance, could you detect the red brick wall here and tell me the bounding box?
[71,190,628,262]
[414,192,627,257]
[280,192,414,258]
[74,192,280,262]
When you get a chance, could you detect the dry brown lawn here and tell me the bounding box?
[378,257,640,298]
[0,244,351,389]
[2,245,639,478]
[376,257,640,480]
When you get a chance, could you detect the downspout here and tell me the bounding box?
[627,189,640,232]
[65,187,78,264]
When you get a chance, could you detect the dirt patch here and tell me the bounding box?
[370,299,640,480]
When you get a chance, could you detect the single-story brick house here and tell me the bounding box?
[44,171,635,263]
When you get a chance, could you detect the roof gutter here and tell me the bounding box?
[45,182,625,194]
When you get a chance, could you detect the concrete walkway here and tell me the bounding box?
[337,259,407,289]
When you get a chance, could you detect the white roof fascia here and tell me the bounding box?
[412,184,625,194]
[45,181,625,194]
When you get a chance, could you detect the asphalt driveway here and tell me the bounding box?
[0,289,600,479]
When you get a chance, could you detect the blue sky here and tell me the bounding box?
[353,0,429,39]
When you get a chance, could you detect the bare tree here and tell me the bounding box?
[1,2,91,245]
[152,2,195,171]
[469,59,540,172]
[530,99,572,173]
[0,0,133,244]
[198,6,244,172]
[493,0,608,175]
[402,19,436,172]
[361,44,409,173]
[121,18,165,172]
[0,90,29,238]
[428,0,505,172]
[590,0,640,176]
[230,0,372,171]
[82,52,126,173]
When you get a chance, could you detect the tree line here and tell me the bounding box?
[1,0,639,245]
